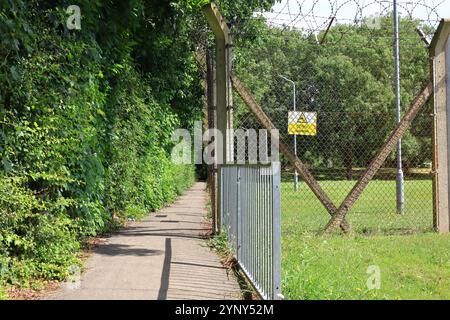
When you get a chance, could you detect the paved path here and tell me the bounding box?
[43,182,240,300]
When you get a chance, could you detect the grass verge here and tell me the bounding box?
[281,179,450,299]
[282,232,450,299]
[282,180,433,234]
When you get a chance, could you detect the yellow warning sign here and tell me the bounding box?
[298,113,307,123]
[288,111,317,136]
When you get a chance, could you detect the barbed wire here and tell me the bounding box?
[228,0,450,49]
[258,0,447,31]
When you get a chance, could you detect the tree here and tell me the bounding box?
[233,14,431,177]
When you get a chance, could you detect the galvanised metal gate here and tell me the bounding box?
[220,163,282,300]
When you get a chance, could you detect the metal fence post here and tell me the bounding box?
[236,166,241,260]
[219,166,224,232]
[272,162,282,300]
[393,0,405,214]
[278,75,298,192]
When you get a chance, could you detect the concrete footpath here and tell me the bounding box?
[43,182,241,300]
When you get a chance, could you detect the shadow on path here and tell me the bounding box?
[96,244,164,257]
[158,238,172,300]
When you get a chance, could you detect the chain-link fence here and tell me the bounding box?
[229,0,443,235]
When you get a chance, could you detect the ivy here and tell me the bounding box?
[0,0,206,289]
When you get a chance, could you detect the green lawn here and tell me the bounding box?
[281,179,433,234]
[281,180,450,300]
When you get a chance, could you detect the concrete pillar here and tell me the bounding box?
[203,3,233,165]
[430,19,450,233]
[203,3,234,233]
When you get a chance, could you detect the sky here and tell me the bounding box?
[261,0,450,31]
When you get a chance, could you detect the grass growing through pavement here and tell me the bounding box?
[208,232,257,299]
[281,180,450,299]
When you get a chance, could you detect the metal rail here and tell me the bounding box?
[220,163,282,300]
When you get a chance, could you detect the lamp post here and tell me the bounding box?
[394,0,405,214]
[279,75,298,192]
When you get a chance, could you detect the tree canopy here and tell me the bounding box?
[233,14,432,177]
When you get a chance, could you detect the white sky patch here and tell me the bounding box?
[257,0,450,32]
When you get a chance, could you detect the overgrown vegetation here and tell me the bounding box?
[0,0,276,297]
[234,15,432,172]
[0,0,205,292]
[208,232,256,300]
[230,7,450,299]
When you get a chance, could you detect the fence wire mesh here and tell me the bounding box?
[229,0,445,235]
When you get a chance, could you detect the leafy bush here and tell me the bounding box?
[0,0,203,291]
[0,0,273,296]
[0,178,80,286]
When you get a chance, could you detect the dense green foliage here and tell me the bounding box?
[0,0,277,295]
[234,15,432,173]
[6,0,439,301]
[0,0,208,290]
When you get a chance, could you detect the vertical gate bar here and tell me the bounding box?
[230,167,233,235]
[270,167,274,299]
[253,167,256,283]
[258,166,262,292]
[225,167,228,232]
[265,166,268,298]
[234,167,237,247]
[222,167,226,232]
[245,167,249,268]
[263,167,269,295]
[255,166,259,290]
[220,167,224,232]
[248,167,251,270]
[261,167,264,297]
[229,167,232,235]
[229,167,232,237]
[229,167,232,241]
[269,168,274,298]
[268,166,271,299]
[241,167,244,266]
[252,167,256,281]
[263,166,266,298]
[224,167,227,236]
[240,167,244,265]
[264,166,268,298]
[230,167,233,246]
[263,166,267,298]
[256,167,261,289]
[257,166,261,295]
[242,167,246,267]
[272,162,282,300]
[246,168,249,275]
[237,166,241,260]
[234,167,237,245]
[254,167,257,288]
[227,168,230,242]
[267,166,271,297]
